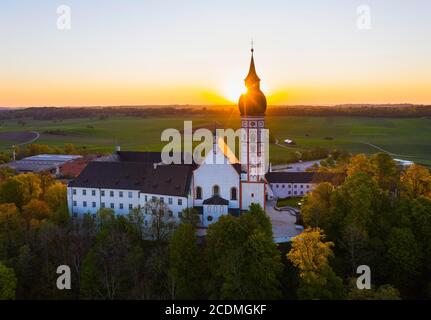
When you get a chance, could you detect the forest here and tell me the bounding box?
[0,152,430,299]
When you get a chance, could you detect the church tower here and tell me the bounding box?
[238,47,268,210]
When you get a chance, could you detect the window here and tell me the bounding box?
[110,203,114,209]
[294,185,297,189]
[212,185,220,196]
[83,201,87,207]
[129,204,133,210]
[196,186,202,199]
[73,201,77,207]
[168,211,173,217]
[288,185,292,188]
[300,185,304,189]
[73,189,76,195]
[128,192,132,198]
[101,190,105,196]
[92,202,96,208]
[207,215,213,222]
[276,184,279,188]
[230,187,237,200]
[160,197,164,203]
[92,190,96,196]
[110,191,114,197]
[251,193,254,198]
[119,191,123,198]
[168,198,173,205]
[145,195,148,202]
[307,185,310,189]
[101,202,105,208]
[178,212,183,219]
[152,196,157,202]
[145,220,148,227]
[119,203,123,209]
[282,184,285,188]
[82,189,86,196]
[178,199,182,206]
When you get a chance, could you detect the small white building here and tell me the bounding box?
[265,172,343,199]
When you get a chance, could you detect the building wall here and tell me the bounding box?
[241,182,265,210]
[67,187,189,218]
[269,182,315,199]
[193,162,240,209]
[202,204,228,228]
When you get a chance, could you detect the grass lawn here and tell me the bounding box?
[1,115,430,165]
[276,197,303,209]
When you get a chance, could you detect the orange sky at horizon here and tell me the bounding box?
[2,1,431,107]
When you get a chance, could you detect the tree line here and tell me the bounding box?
[1,104,431,122]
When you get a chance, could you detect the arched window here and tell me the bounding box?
[213,185,220,196]
[196,186,202,199]
[230,187,237,200]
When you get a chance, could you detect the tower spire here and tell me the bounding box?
[245,43,260,88]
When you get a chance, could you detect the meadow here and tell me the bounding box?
[1,115,430,165]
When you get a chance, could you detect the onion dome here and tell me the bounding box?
[238,48,267,116]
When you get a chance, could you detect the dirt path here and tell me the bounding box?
[15,131,40,146]
[362,142,406,157]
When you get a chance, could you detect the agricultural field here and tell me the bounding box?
[0,115,430,165]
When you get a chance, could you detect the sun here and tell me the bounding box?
[221,78,247,103]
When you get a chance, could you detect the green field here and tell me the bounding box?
[1,115,430,165]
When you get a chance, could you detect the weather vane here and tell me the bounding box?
[251,39,254,53]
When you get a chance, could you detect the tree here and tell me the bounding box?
[0,203,23,260]
[22,199,52,229]
[44,182,68,223]
[144,199,177,242]
[370,153,399,190]
[80,213,134,299]
[330,173,384,273]
[206,211,282,299]
[169,223,205,299]
[347,154,373,177]
[0,262,17,299]
[179,208,201,227]
[347,279,401,300]
[0,173,42,209]
[400,164,431,199]
[301,182,334,228]
[287,228,344,299]
[385,227,422,292]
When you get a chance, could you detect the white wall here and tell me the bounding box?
[67,187,189,218]
[269,183,315,199]
[202,204,228,227]
[241,182,265,210]
[193,158,240,209]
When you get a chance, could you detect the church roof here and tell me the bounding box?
[203,195,229,205]
[69,161,193,197]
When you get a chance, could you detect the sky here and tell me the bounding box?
[1,0,431,107]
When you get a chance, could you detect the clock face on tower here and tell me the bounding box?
[258,121,264,127]
[242,121,247,127]
[250,121,256,127]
